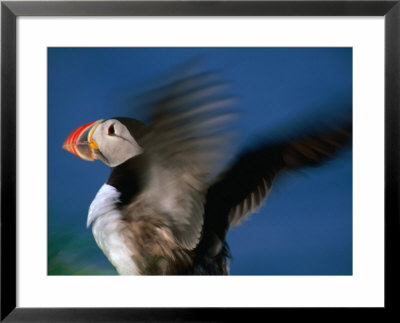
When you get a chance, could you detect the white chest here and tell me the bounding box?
[88,184,139,275]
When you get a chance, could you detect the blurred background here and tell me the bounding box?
[48,48,352,275]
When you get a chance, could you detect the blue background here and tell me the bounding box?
[48,48,352,275]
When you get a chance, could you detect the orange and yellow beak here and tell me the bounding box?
[63,120,103,161]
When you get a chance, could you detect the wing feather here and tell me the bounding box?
[196,124,351,257]
[138,72,236,250]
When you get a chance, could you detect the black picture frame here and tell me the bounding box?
[1,1,399,321]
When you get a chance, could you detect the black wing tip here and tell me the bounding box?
[282,123,352,169]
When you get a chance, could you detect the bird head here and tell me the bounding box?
[63,117,148,167]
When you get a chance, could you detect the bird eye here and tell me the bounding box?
[108,125,115,135]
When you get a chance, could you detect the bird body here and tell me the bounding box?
[63,71,351,275]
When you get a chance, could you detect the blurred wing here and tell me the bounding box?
[140,72,236,250]
[199,124,352,253]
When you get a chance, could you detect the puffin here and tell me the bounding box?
[63,71,351,275]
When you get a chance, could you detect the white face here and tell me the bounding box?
[91,119,143,167]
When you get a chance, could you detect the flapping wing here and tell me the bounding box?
[198,124,352,256]
[228,125,352,225]
[138,72,236,250]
